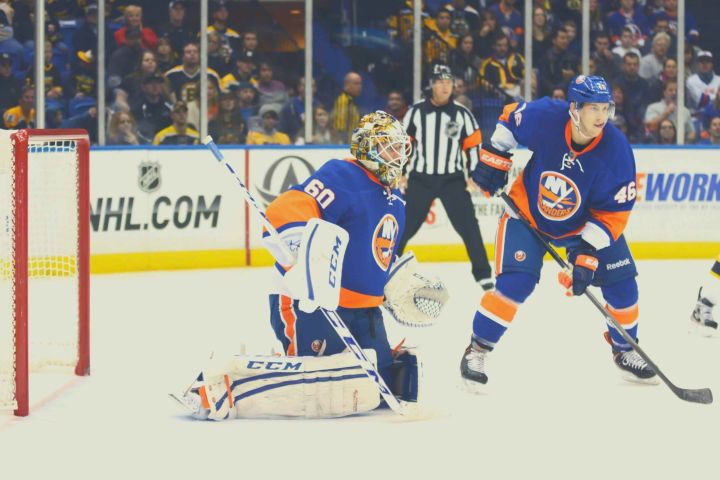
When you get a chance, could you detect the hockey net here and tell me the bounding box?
[0,129,90,416]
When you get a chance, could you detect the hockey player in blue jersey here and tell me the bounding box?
[176,111,448,419]
[461,75,659,389]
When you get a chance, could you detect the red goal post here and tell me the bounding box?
[0,129,90,417]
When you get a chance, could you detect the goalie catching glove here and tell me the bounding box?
[383,251,449,327]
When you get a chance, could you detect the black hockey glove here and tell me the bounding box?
[470,144,512,196]
[559,241,599,296]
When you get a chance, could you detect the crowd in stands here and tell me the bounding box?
[0,0,717,146]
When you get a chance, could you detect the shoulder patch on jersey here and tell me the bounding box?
[537,171,582,221]
[372,214,399,271]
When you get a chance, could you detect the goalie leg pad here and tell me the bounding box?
[388,349,422,402]
[196,350,382,420]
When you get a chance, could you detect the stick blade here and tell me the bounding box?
[674,387,713,404]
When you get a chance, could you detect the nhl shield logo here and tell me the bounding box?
[138,161,161,193]
[445,120,460,138]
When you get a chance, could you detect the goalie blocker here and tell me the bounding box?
[177,348,420,420]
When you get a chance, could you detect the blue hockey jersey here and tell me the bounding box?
[265,159,405,308]
[493,98,637,249]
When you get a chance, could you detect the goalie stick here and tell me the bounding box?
[203,136,411,415]
[500,192,713,405]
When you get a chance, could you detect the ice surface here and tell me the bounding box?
[1,260,718,479]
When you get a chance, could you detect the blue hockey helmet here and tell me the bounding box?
[567,75,613,105]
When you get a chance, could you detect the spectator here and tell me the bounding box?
[424,8,457,70]
[385,89,408,121]
[537,27,578,97]
[121,49,164,105]
[647,56,677,102]
[700,116,720,145]
[0,52,21,113]
[450,34,482,91]
[131,74,173,144]
[71,50,97,99]
[563,20,581,57]
[73,4,101,55]
[0,1,24,66]
[208,0,241,52]
[489,0,523,50]
[611,113,629,136]
[239,31,262,64]
[235,81,258,125]
[152,101,199,145]
[608,0,649,44]
[60,106,98,143]
[114,5,157,50]
[701,93,720,130]
[156,36,178,73]
[686,51,720,114]
[209,91,247,144]
[592,32,620,83]
[221,51,258,92]
[611,84,629,130]
[684,43,698,78]
[107,110,143,145]
[331,71,362,143]
[25,40,63,100]
[164,41,221,126]
[108,27,144,85]
[612,26,642,60]
[644,80,694,142]
[614,52,650,142]
[479,33,524,99]
[156,1,195,54]
[551,87,566,101]
[3,85,34,128]
[278,76,317,141]
[304,105,341,145]
[247,104,290,145]
[453,77,473,110]
[475,10,501,58]
[650,0,699,43]
[386,0,433,44]
[255,62,288,112]
[589,0,609,38]
[207,31,232,77]
[639,32,671,81]
[531,7,551,66]
[655,118,676,144]
[443,0,480,37]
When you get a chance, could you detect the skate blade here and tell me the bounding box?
[169,393,197,412]
[619,371,661,385]
[461,378,488,395]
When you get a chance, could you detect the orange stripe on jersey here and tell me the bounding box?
[564,120,603,157]
[343,158,384,186]
[606,303,639,326]
[279,295,298,355]
[589,209,631,241]
[498,102,519,123]
[480,291,518,323]
[265,190,321,232]
[495,213,509,275]
[508,170,538,229]
[339,288,384,308]
[462,129,482,150]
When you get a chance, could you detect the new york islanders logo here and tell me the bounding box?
[537,171,581,221]
[372,214,399,271]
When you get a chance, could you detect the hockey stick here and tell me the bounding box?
[202,136,410,415]
[500,192,713,405]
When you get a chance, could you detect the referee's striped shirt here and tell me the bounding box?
[402,99,482,175]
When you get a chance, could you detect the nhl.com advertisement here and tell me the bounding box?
[90,146,719,267]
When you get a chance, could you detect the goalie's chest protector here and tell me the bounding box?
[291,159,406,308]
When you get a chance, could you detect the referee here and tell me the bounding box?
[399,64,494,289]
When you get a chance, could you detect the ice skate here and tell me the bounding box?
[613,350,660,385]
[460,339,489,392]
[169,390,210,420]
[690,288,717,337]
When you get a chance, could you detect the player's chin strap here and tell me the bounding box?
[202,136,414,416]
[568,105,595,141]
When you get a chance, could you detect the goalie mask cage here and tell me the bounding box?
[0,129,90,417]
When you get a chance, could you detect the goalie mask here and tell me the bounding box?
[351,110,411,188]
